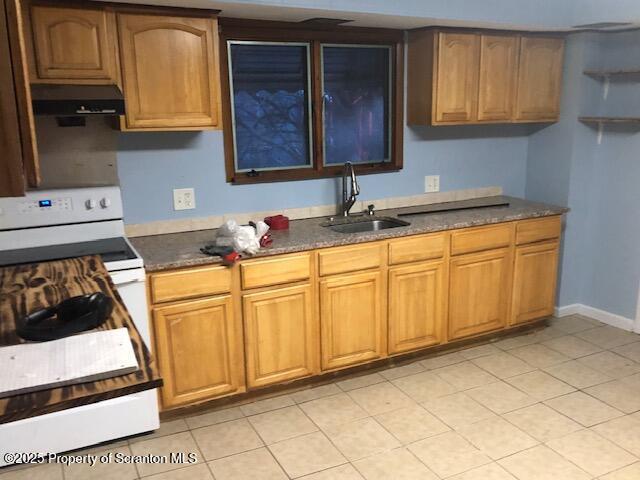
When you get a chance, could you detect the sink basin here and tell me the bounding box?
[325,217,410,234]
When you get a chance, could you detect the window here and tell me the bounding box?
[220,21,404,183]
[321,45,392,166]
[228,42,313,173]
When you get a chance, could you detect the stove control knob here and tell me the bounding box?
[85,199,97,210]
[100,197,111,209]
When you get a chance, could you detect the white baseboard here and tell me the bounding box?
[555,303,636,332]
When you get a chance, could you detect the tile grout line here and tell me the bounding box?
[241,412,293,478]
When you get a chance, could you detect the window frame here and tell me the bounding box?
[219,19,405,184]
[320,43,394,167]
[227,40,315,174]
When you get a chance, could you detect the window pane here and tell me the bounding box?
[229,42,312,171]
[322,45,391,165]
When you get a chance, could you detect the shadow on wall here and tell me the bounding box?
[117,131,204,151]
[409,123,548,140]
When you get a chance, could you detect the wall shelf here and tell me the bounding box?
[579,116,640,124]
[583,69,640,80]
[579,117,640,144]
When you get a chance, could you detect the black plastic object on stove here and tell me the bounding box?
[16,292,114,342]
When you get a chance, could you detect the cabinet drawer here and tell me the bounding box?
[150,265,232,304]
[241,253,310,289]
[388,233,446,265]
[516,216,561,245]
[318,243,383,276]
[451,223,513,256]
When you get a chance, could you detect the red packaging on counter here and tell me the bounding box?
[264,214,289,230]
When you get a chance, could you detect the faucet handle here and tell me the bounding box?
[367,204,375,216]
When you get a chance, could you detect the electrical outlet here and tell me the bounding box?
[173,188,196,210]
[425,175,440,193]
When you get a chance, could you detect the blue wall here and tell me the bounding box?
[526,31,640,320]
[117,122,529,224]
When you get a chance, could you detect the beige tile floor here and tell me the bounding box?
[3,315,640,479]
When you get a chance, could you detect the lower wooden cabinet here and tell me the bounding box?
[388,260,445,354]
[152,295,244,409]
[449,248,512,340]
[242,284,317,388]
[511,241,559,325]
[320,270,386,370]
[148,216,563,409]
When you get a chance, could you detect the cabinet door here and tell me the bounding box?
[388,260,445,354]
[153,296,244,409]
[118,13,220,130]
[514,37,564,122]
[511,241,559,325]
[449,248,512,340]
[477,35,517,122]
[320,270,386,370]
[434,32,479,124]
[243,284,318,388]
[0,0,38,197]
[30,5,118,82]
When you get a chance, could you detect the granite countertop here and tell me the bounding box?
[131,196,568,272]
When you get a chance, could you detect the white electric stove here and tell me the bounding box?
[0,186,159,465]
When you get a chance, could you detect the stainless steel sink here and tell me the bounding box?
[324,217,410,234]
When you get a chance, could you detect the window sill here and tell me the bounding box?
[230,163,402,185]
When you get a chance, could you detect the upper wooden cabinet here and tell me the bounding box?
[117,13,221,131]
[514,36,564,122]
[478,35,518,122]
[1,0,39,198]
[408,29,564,125]
[433,32,479,124]
[28,4,119,83]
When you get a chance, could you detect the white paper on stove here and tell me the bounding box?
[0,328,139,398]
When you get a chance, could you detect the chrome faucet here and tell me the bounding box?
[341,162,360,216]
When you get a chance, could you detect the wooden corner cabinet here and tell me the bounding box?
[147,215,562,411]
[1,0,39,198]
[28,4,119,84]
[117,13,222,131]
[408,28,564,125]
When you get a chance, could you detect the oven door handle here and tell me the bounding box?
[110,269,145,286]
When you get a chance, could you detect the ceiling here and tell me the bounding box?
[98,0,640,32]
